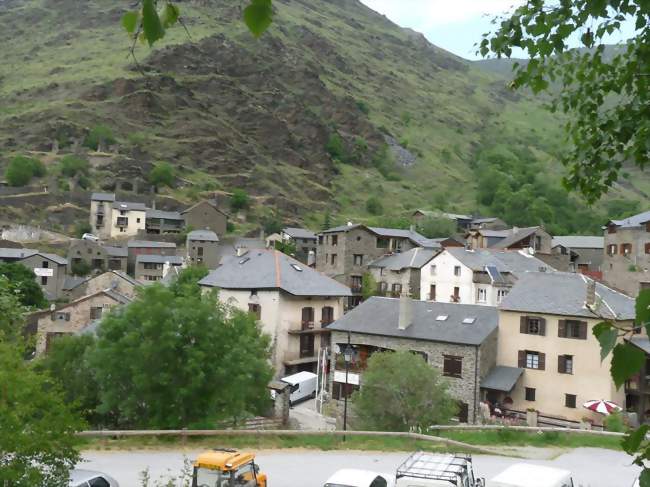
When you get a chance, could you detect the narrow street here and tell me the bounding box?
[289,398,336,431]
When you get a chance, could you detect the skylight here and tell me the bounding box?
[462,317,476,324]
[291,264,303,272]
[436,315,448,321]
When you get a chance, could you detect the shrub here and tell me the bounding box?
[28,157,46,177]
[417,216,457,239]
[60,155,90,177]
[5,156,44,186]
[325,133,345,160]
[355,100,370,114]
[83,124,116,151]
[71,260,92,277]
[74,221,92,238]
[148,162,175,188]
[604,411,625,432]
[230,188,250,211]
[226,222,235,233]
[366,196,383,216]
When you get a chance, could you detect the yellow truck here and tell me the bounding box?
[192,448,268,487]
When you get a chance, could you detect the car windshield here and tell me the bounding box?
[195,467,232,487]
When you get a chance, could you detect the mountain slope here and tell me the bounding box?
[0,0,647,233]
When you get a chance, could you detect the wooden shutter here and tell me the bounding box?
[518,350,526,368]
[579,321,588,340]
[539,318,546,336]
[520,316,527,334]
[645,243,650,254]
[539,352,546,371]
[558,355,565,373]
[558,320,566,338]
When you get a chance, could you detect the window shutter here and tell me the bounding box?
[558,355,565,373]
[520,316,527,334]
[539,352,546,371]
[539,318,546,336]
[558,320,566,338]
[518,350,525,368]
[579,321,588,340]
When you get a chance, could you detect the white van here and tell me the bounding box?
[281,371,317,405]
[324,468,395,487]
[489,464,574,487]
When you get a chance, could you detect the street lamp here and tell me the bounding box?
[343,343,353,440]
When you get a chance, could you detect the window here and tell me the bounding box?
[248,303,261,320]
[119,227,125,233]
[391,283,402,296]
[351,275,363,292]
[520,316,546,335]
[136,218,141,223]
[330,254,337,266]
[497,288,509,303]
[42,260,49,268]
[565,394,577,409]
[143,262,162,270]
[321,306,334,326]
[519,350,545,370]
[379,281,388,294]
[534,235,542,250]
[89,477,111,487]
[525,387,536,401]
[353,254,363,266]
[430,265,437,275]
[369,476,388,487]
[443,355,462,378]
[41,276,48,285]
[318,235,323,245]
[558,355,574,374]
[476,288,487,303]
[621,243,632,255]
[301,306,315,329]
[454,266,461,276]
[452,287,460,302]
[197,247,204,256]
[53,312,71,321]
[376,237,389,248]
[331,235,338,246]
[90,307,103,320]
[559,320,587,340]
[607,244,617,256]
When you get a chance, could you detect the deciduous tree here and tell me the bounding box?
[0,262,47,309]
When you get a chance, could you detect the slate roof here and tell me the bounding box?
[629,337,650,355]
[474,229,511,238]
[63,275,88,291]
[127,240,176,248]
[104,245,128,257]
[481,366,524,392]
[187,229,219,242]
[445,248,552,274]
[199,249,351,297]
[91,192,115,202]
[368,247,438,271]
[146,209,183,220]
[499,271,635,320]
[328,296,498,346]
[181,199,229,217]
[609,210,650,228]
[283,227,317,240]
[552,236,604,249]
[110,270,140,286]
[111,201,146,211]
[492,227,542,249]
[320,223,429,246]
[136,254,183,265]
[471,217,501,224]
[39,252,68,265]
[0,248,39,260]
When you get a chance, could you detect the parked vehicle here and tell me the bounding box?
[489,463,574,487]
[69,469,119,487]
[395,452,484,487]
[191,448,267,487]
[324,468,396,487]
[82,233,100,242]
[280,371,317,405]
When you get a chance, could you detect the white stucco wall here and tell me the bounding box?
[109,209,146,237]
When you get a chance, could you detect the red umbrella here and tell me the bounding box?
[583,399,622,415]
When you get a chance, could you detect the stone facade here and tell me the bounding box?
[369,266,421,299]
[20,253,67,300]
[329,329,497,423]
[181,200,228,236]
[603,223,650,297]
[67,270,138,300]
[187,234,220,269]
[67,239,127,274]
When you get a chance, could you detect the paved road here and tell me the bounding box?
[80,448,640,487]
[289,399,335,431]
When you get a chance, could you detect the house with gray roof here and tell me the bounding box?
[327,296,499,423]
[200,249,351,376]
[67,239,128,275]
[281,227,317,265]
[181,198,228,236]
[551,235,604,276]
[145,208,184,234]
[0,247,68,300]
[64,269,139,300]
[368,247,439,299]
[186,229,220,269]
[466,226,553,254]
[420,247,554,306]
[126,239,177,273]
[135,254,184,283]
[496,272,635,423]
[603,209,650,297]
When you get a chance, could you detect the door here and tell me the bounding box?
[300,334,315,357]
[430,284,436,301]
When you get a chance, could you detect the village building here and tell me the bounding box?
[63,270,139,300]
[281,227,317,264]
[199,249,351,376]
[466,226,553,253]
[0,248,67,300]
[367,247,438,299]
[186,229,220,269]
[181,199,228,236]
[552,236,604,278]
[327,296,498,423]
[67,238,128,274]
[145,208,184,234]
[135,254,184,282]
[126,240,177,274]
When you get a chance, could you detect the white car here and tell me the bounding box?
[490,463,574,487]
[82,233,100,242]
[324,468,396,487]
[69,469,119,487]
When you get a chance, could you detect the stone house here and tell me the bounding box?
[466,226,553,254]
[126,240,177,273]
[0,248,67,300]
[327,296,498,423]
[181,199,228,236]
[551,236,604,277]
[186,229,220,269]
[89,192,116,238]
[145,208,184,234]
[67,239,128,274]
[32,289,131,355]
[135,254,184,283]
[497,272,635,423]
[89,192,148,238]
[367,247,438,299]
[420,247,553,305]
[64,270,139,300]
[316,223,432,307]
[281,227,317,264]
[199,249,351,376]
[603,210,650,297]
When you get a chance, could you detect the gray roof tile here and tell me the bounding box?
[104,245,128,257]
[91,192,115,202]
[283,227,317,240]
[112,201,146,211]
[552,236,604,249]
[328,296,498,346]
[136,254,183,265]
[187,230,219,242]
[491,227,541,249]
[609,210,650,228]
[0,248,39,260]
[199,249,351,297]
[445,248,552,274]
[127,240,176,248]
[368,247,438,271]
[481,366,524,392]
[39,252,68,265]
[145,209,183,220]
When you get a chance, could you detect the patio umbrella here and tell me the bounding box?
[583,399,622,415]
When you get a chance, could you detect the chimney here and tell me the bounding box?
[398,294,413,330]
[586,279,596,307]
[307,250,316,267]
[409,224,415,232]
[152,198,156,210]
[347,221,353,227]
[259,228,265,240]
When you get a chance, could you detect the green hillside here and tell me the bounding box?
[0,0,646,235]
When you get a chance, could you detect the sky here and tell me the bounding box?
[359,0,636,60]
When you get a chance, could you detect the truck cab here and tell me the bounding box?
[191,449,267,487]
[395,452,484,487]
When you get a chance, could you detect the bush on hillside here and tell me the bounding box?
[60,155,90,178]
[74,221,92,238]
[83,125,116,151]
[148,162,175,188]
[325,133,345,160]
[366,196,383,216]
[230,188,250,211]
[5,156,45,186]
[417,216,457,239]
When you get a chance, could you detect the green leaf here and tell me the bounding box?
[640,469,650,487]
[637,289,650,326]
[611,343,645,389]
[622,425,649,454]
[593,321,618,361]
[243,0,273,38]
[142,0,165,47]
[122,11,139,34]
[160,3,180,29]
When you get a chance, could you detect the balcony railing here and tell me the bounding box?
[301,320,315,329]
[350,285,362,293]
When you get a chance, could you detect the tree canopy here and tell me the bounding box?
[352,350,457,431]
[148,161,175,188]
[4,155,45,187]
[0,262,47,309]
[416,216,457,239]
[481,1,649,202]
